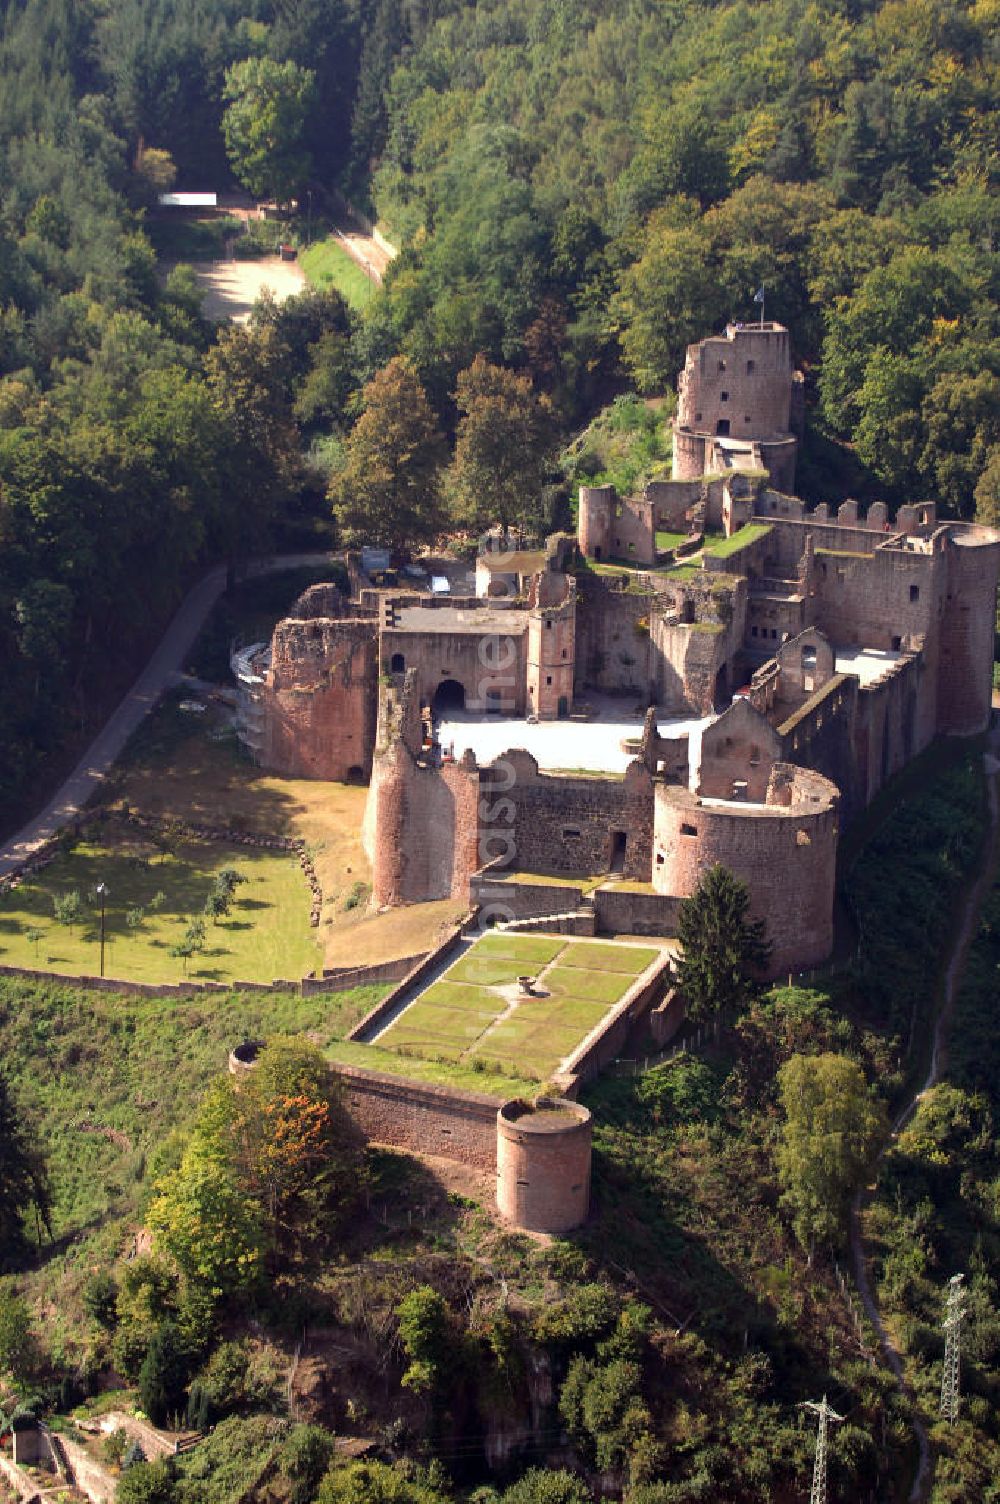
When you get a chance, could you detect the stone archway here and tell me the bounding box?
[433,679,466,713]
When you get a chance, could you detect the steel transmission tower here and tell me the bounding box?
[801,1395,844,1504]
[940,1272,966,1423]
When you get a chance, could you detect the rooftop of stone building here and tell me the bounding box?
[435,694,714,776]
[391,603,530,634]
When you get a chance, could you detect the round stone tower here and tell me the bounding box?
[578,484,614,561]
[496,1097,592,1233]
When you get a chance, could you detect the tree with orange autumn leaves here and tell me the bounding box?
[148,1039,360,1302]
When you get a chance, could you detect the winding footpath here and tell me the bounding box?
[849,731,1000,1504]
[0,552,337,880]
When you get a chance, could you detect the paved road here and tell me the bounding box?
[0,552,337,879]
[849,733,1000,1503]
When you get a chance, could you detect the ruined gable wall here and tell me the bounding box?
[575,579,654,697]
[699,699,781,802]
[381,625,529,715]
[852,653,931,807]
[263,618,377,779]
[485,752,654,882]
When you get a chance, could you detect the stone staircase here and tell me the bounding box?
[494,895,597,937]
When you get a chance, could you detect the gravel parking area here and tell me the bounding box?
[193,255,307,323]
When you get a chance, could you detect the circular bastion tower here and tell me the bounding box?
[496,1098,593,1233]
[653,763,840,977]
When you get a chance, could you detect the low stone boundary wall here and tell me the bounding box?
[0,1450,39,1502]
[331,1061,500,1170]
[348,922,469,1041]
[301,954,424,996]
[594,886,680,935]
[0,954,413,1001]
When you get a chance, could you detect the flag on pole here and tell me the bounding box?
[753,286,765,303]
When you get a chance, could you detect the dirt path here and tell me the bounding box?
[849,734,1000,1504]
[0,553,338,880]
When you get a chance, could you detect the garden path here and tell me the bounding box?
[0,552,337,880]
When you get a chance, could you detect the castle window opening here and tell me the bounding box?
[681,823,697,837]
[746,359,755,374]
[717,419,730,436]
[655,852,664,864]
[718,359,726,372]
[909,584,919,602]
[749,745,760,766]
[563,826,581,838]
[561,648,568,659]
[892,635,902,651]
[546,675,552,685]
[720,391,729,402]
[695,412,702,422]
[390,652,405,673]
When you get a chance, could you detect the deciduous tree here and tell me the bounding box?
[222,57,317,205]
[330,358,446,552]
[776,1052,886,1259]
[447,356,558,533]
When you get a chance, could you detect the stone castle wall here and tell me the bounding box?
[937,534,1000,734]
[263,616,377,780]
[653,765,839,976]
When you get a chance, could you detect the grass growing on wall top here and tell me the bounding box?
[702,522,773,558]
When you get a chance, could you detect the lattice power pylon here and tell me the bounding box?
[940,1272,966,1423]
[801,1395,844,1504]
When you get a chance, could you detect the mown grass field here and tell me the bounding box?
[0,830,322,984]
[300,236,375,310]
[377,932,662,1080]
[114,693,465,969]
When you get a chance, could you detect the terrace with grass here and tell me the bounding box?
[370,932,663,1082]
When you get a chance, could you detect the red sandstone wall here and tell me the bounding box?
[937,537,1000,735]
[676,326,793,439]
[653,778,838,975]
[263,620,377,780]
[369,743,481,906]
[333,1063,500,1170]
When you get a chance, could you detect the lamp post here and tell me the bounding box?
[96,882,108,978]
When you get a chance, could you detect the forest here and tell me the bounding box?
[0,0,998,828]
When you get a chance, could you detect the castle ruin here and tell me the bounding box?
[234,324,1000,978]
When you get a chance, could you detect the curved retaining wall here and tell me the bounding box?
[496,1098,592,1233]
[653,765,839,976]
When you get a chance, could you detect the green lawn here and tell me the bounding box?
[0,830,322,985]
[300,236,376,310]
[655,529,689,552]
[375,933,664,1080]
